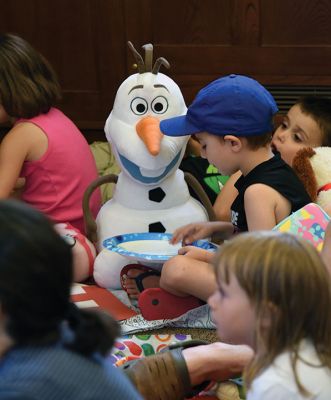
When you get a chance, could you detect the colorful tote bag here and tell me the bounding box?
[273,203,330,252]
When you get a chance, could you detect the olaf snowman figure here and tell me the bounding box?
[91,42,208,292]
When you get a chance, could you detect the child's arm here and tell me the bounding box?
[323,202,331,217]
[213,171,240,221]
[0,127,29,198]
[178,245,215,262]
[170,220,234,245]
[10,177,26,199]
[0,123,47,198]
[244,184,287,230]
[183,342,253,386]
[14,177,26,189]
[321,221,331,278]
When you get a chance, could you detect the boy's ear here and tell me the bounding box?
[223,135,242,152]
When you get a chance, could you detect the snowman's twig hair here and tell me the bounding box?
[128,41,170,74]
[152,57,170,74]
[127,41,145,73]
[142,43,153,72]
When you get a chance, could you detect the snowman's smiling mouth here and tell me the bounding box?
[118,151,182,184]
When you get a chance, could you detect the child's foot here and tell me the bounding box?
[122,268,161,299]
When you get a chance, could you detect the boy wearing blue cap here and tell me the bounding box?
[161,74,311,239]
[125,75,311,316]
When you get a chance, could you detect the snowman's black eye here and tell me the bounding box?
[130,97,148,115]
[151,96,168,114]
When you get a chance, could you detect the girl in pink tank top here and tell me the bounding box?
[0,33,101,281]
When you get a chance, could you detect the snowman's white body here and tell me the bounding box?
[93,71,208,289]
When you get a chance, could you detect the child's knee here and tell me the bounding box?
[72,238,96,282]
[54,222,96,282]
[160,255,188,288]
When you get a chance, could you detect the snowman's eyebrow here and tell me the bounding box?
[128,85,144,94]
[154,84,169,92]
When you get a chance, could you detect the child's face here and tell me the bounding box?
[208,271,256,349]
[272,104,323,166]
[195,132,238,175]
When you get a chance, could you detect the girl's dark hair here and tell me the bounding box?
[297,96,331,146]
[0,33,61,118]
[0,200,118,356]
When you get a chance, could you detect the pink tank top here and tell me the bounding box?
[19,108,101,234]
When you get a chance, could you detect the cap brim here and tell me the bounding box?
[160,115,200,137]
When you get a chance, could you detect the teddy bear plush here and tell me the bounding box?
[292,146,331,216]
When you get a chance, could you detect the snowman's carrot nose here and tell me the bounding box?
[136,116,163,156]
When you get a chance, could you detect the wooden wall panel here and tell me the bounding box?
[0,0,127,133]
[125,0,331,105]
[1,0,331,136]
[262,0,331,45]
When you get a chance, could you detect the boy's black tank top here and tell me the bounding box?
[231,152,311,232]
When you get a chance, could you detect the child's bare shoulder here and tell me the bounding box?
[244,183,281,202]
[4,122,47,161]
[244,183,291,226]
[10,121,45,136]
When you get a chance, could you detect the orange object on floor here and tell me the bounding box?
[71,283,137,320]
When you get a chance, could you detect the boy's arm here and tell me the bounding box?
[178,245,215,262]
[171,221,234,244]
[244,184,279,230]
[213,171,240,221]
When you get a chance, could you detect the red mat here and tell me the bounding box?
[71,283,137,321]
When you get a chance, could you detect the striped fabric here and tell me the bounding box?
[0,345,142,399]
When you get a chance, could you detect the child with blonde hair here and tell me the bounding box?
[121,231,331,398]
[208,230,331,398]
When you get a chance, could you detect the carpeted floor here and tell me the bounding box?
[144,327,218,343]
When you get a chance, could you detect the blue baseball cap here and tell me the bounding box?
[160,74,278,137]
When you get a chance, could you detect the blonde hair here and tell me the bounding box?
[213,231,331,395]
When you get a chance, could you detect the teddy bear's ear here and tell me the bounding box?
[292,147,318,201]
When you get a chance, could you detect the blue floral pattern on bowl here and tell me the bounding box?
[103,232,218,263]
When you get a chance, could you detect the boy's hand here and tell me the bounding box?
[170,222,217,245]
[178,245,213,262]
